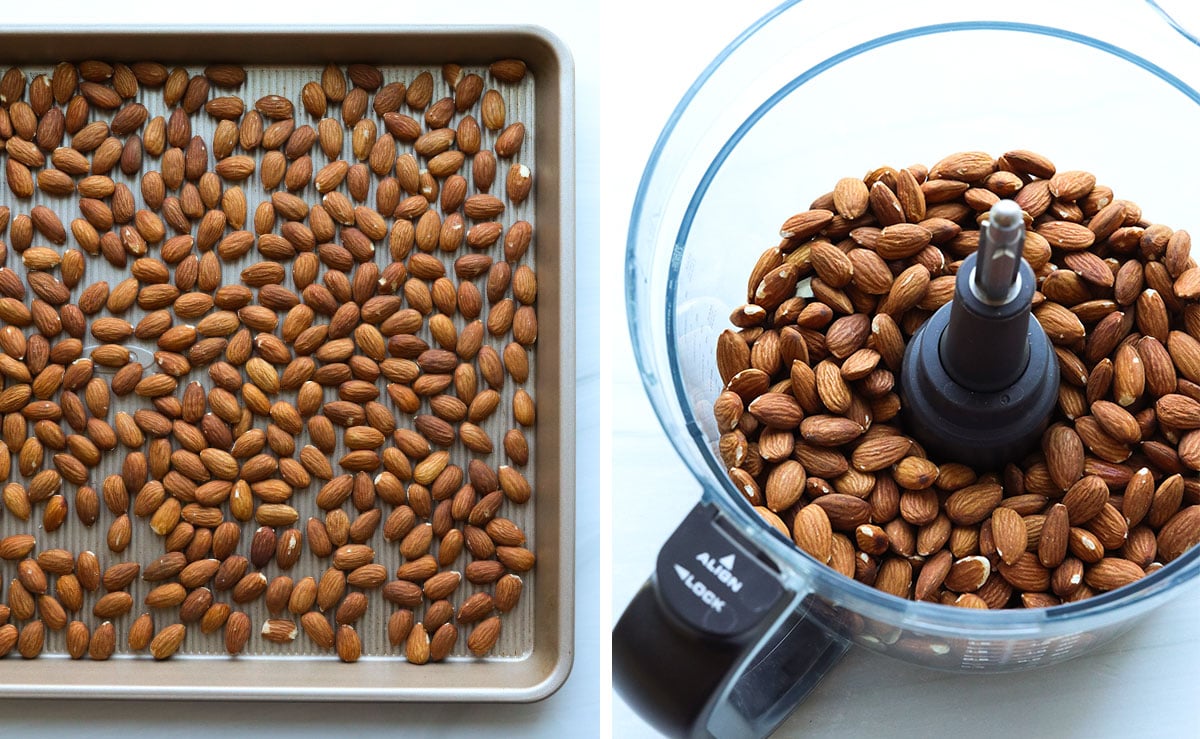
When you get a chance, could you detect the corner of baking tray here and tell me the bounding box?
[512,24,576,78]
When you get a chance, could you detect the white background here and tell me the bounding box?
[603,0,1200,737]
[2,1,600,737]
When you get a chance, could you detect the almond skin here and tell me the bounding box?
[791,504,833,564]
[149,623,186,660]
[1084,558,1145,591]
[944,483,1003,526]
[998,552,1051,592]
[88,621,116,660]
[1158,506,1200,562]
[466,616,501,657]
[991,507,1027,567]
[335,624,361,662]
[944,556,991,593]
[225,611,251,655]
[300,612,334,649]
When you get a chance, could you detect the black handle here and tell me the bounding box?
[613,503,850,738]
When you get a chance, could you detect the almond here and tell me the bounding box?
[1157,393,1200,429]
[811,494,871,531]
[335,624,361,662]
[747,392,803,430]
[466,616,501,656]
[944,555,991,593]
[1035,302,1086,345]
[225,611,251,655]
[1148,474,1184,529]
[1090,400,1141,444]
[833,177,869,219]
[799,415,864,446]
[0,534,35,560]
[850,435,910,472]
[1043,425,1084,490]
[1062,475,1108,524]
[1084,558,1144,591]
[1086,503,1129,550]
[494,574,523,612]
[791,504,832,564]
[874,557,912,598]
[1158,506,1200,561]
[779,209,833,242]
[944,483,1002,526]
[1038,503,1070,569]
[1037,221,1096,250]
[764,461,805,512]
[875,223,932,259]
[929,151,994,182]
[149,623,186,659]
[126,613,154,651]
[489,59,526,83]
[506,163,533,204]
[299,611,334,649]
[998,552,1051,592]
[18,620,45,659]
[261,618,298,644]
[914,550,952,601]
[824,314,870,358]
[88,621,116,660]
[991,507,1027,566]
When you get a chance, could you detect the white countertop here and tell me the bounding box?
[603,1,1200,736]
[2,1,600,737]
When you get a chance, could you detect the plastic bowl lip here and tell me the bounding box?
[628,3,1200,627]
[1147,0,1200,48]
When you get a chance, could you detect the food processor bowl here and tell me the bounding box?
[613,1,1200,737]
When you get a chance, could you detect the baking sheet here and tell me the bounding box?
[0,26,573,702]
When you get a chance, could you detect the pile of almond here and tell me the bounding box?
[717,150,1200,608]
[0,59,537,661]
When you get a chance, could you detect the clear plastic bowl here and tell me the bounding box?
[621,0,1200,735]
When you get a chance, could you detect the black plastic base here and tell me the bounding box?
[613,504,849,738]
[899,301,1059,471]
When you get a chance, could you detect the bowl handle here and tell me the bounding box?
[613,502,850,738]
